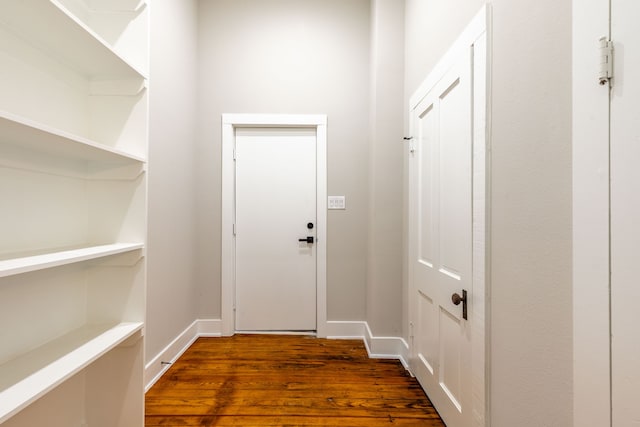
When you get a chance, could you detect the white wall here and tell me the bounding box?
[405,0,573,425]
[366,0,405,336]
[146,0,200,362]
[490,1,572,425]
[145,0,406,367]
[196,0,372,322]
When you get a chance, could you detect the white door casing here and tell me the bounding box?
[234,127,317,331]
[221,114,327,337]
[408,6,488,427]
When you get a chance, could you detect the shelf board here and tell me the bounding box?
[0,322,143,424]
[70,0,147,14]
[0,110,146,164]
[0,0,146,80]
[0,243,144,278]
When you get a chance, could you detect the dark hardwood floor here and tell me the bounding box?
[145,334,445,426]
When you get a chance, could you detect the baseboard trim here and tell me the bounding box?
[196,318,224,337]
[146,319,408,391]
[144,319,222,391]
[326,321,410,370]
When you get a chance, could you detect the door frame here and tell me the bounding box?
[407,5,490,426]
[221,114,328,337]
[572,1,611,426]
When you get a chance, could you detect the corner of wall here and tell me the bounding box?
[145,319,222,391]
[326,321,410,369]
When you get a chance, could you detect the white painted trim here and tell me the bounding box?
[407,5,489,426]
[196,319,224,337]
[145,319,408,391]
[326,320,367,338]
[144,319,222,391]
[326,321,410,369]
[472,18,490,427]
[315,122,328,338]
[409,4,489,110]
[221,120,236,337]
[221,114,328,337]
[363,323,410,370]
[222,114,327,127]
[572,1,611,426]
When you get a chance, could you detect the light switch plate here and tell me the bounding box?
[328,196,346,210]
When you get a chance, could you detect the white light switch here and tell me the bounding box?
[328,196,346,210]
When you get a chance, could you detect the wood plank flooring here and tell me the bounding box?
[145,335,445,426]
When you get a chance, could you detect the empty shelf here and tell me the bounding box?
[0,243,144,278]
[0,0,146,80]
[0,322,144,423]
[0,111,146,164]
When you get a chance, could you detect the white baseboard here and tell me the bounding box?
[146,319,408,391]
[325,320,368,338]
[196,318,223,337]
[326,321,410,370]
[144,319,222,391]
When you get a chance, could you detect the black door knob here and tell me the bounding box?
[451,290,468,320]
[298,236,314,244]
[451,293,464,305]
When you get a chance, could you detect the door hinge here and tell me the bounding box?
[233,223,236,236]
[598,37,613,86]
[403,136,415,154]
[233,148,237,161]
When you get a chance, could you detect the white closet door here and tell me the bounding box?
[409,47,473,427]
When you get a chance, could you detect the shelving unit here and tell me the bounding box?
[0,0,148,425]
[0,323,143,424]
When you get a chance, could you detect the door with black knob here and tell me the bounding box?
[235,127,317,331]
[408,9,488,426]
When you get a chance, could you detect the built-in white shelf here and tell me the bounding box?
[0,0,146,80]
[0,0,148,423]
[0,111,146,164]
[68,0,147,14]
[0,243,144,278]
[0,322,144,424]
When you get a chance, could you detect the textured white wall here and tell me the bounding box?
[146,0,407,360]
[404,0,573,425]
[195,0,372,322]
[146,0,200,362]
[366,0,405,336]
[490,1,572,425]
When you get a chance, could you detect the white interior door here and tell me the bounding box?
[409,44,473,427]
[611,0,640,423]
[408,8,488,424]
[234,127,317,331]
